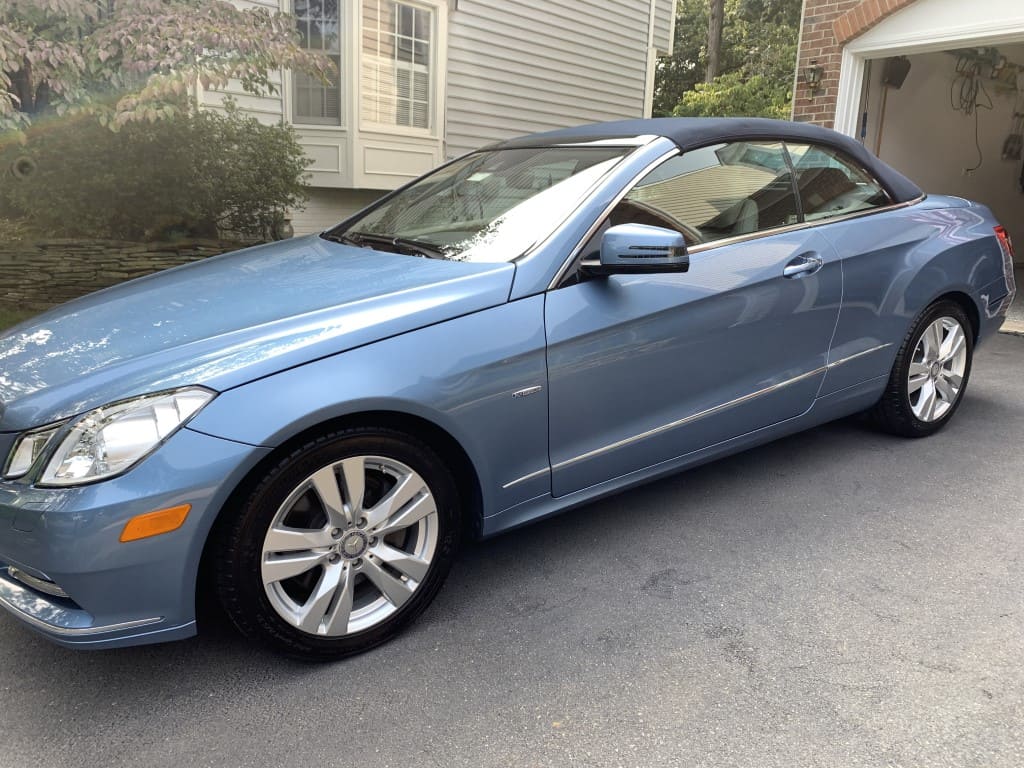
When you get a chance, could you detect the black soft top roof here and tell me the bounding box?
[495,117,922,205]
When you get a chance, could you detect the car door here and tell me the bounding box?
[545,142,843,497]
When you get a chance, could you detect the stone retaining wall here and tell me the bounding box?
[0,239,252,311]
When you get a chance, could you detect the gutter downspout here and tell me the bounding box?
[790,0,809,121]
[643,0,658,118]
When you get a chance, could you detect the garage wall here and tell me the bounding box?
[874,50,1024,252]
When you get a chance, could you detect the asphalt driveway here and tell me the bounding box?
[2,333,1022,768]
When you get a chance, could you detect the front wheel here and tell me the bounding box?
[214,427,461,660]
[869,300,974,437]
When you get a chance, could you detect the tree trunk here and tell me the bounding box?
[706,0,725,83]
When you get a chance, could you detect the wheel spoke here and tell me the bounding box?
[925,322,944,361]
[913,379,936,421]
[940,327,965,362]
[362,557,415,608]
[364,472,428,531]
[262,551,324,585]
[908,372,929,395]
[310,467,349,528]
[370,542,431,582]
[373,493,437,538]
[339,457,366,519]
[322,566,356,635]
[264,525,333,554]
[935,375,958,403]
[295,564,343,634]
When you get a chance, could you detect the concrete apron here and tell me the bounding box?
[999,269,1024,337]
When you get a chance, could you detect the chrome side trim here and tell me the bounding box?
[7,566,69,598]
[685,197,925,256]
[552,344,893,471]
[826,343,892,368]
[502,467,550,490]
[0,572,163,636]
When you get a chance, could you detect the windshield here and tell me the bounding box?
[326,146,632,262]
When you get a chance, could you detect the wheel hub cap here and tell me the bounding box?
[340,530,369,559]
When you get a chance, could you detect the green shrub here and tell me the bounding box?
[0,103,311,241]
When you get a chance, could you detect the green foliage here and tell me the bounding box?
[1,0,332,133]
[654,0,801,119]
[672,72,792,119]
[0,102,311,240]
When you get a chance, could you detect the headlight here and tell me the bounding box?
[36,387,214,487]
[2,423,64,480]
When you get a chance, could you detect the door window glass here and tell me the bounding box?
[785,143,891,221]
[610,142,800,247]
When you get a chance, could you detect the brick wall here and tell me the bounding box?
[0,240,249,312]
[794,0,919,127]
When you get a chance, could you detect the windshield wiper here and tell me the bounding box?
[321,231,369,248]
[343,231,447,260]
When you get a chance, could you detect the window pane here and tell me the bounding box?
[293,2,341,125]
[615,142,799,245]
[361,1,432,129]
[786,143,892,222]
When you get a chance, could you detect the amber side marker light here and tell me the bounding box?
[120,504,192,543]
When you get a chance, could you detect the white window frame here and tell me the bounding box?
[288,0,346,128]
[358,0,444,138]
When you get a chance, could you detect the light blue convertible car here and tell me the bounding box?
[0,118,1016,658]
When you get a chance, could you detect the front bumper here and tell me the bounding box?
[0,427,268,648]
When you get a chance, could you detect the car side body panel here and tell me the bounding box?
[545,228,842,497]
[818,198,1009,397]
[189,296,552,517]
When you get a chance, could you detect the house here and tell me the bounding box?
[205,1,676,236]
[793,0,1024,262]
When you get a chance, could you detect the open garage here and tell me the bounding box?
[795,0,1024,269]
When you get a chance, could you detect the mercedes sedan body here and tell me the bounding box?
[0,118,1016,659]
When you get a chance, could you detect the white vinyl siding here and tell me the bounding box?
[653,0,674,55]
[444,0,662,158]
[290,188,385,234]
[201,0,285,125]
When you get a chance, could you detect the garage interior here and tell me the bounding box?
[858,44,1024,267]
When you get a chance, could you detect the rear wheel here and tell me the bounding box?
[870,300,973,437]
[215,427,460,660]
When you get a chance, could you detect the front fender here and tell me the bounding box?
[188,296,551,517]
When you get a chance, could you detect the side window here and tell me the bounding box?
[786,143,892,222]
[609,142,800,247]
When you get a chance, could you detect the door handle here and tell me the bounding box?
[783,254,823,278]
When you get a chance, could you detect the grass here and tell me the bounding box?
[0,307,36,332]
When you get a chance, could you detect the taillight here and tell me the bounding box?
[995,225,1017,304]
[995,226,1015,260]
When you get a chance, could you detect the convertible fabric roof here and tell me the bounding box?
[495,117,923,205]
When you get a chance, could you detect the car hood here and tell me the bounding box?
[0,236,515,433]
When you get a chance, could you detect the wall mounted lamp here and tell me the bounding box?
[803,61,824,94]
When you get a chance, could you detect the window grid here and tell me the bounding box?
[362,1,433,130]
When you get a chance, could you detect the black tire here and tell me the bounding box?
[214,427,461,661]
[869,300,974,438]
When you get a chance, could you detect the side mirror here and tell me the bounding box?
[586,223,689,276]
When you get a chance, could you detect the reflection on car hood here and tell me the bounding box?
[0,236,514,432]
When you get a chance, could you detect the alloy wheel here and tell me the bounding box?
[907,316,968,423]
[260,455,438,637]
